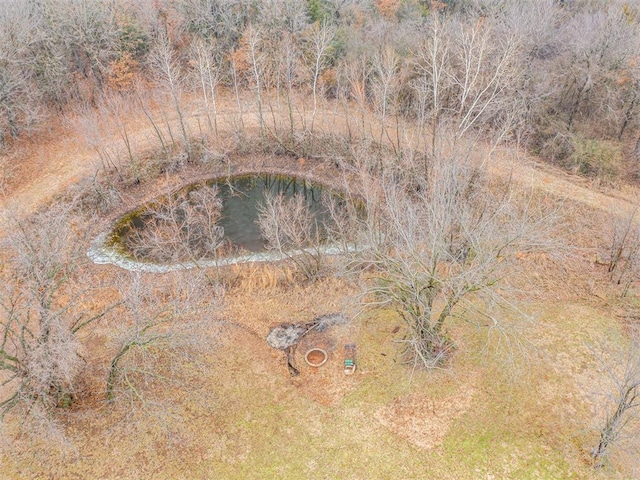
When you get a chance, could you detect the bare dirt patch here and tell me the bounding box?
[375,386,476,451]
[223,272,363,406]
[290,321,361,406]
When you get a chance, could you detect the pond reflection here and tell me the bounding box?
[100,174,345,267]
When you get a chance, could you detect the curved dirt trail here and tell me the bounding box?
[1,99,638,225]
[0,100,215,218]
[489,154,639,219]
[1,138,98,217]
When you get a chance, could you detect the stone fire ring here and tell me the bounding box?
[304,348,328,367]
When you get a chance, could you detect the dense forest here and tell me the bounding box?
[1,0,640,181]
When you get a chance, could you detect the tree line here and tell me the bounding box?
[1,0,640,180]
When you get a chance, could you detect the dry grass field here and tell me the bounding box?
[1,285,634,479]
[0,99,639,479]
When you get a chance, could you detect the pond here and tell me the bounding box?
[88,173,356,273]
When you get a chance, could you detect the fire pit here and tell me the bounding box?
[304,348,328,367]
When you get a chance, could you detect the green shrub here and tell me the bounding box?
[570,137,623,182]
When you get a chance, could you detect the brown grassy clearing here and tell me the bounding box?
[0,267,633,479]
[0,94,639,478]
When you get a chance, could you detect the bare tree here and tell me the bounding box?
[591,337,640,468]
[105,270,223,403]
[134,84,170,160]
[277,33,303,136]
[339,50,372,139]
[607,208,640,297]
[557,8,637,132]
[412,13,452,154]
[26,0,121,106]
[259,0,309,35]
[67,104,117,177]
[228,46,246,131]
[350,151,558,367]
[0,203,109,421]
[322,0,357,24]
[257,191,333,281]
[122,185,225,264]
[190,39,222,138]
[303,21,336,132]
[179,0,254,51]
[450,18,521,141]
[244,25,266,134]
[150,34,190,157]
[372,46,401,148]
[412,12,523,155]
[0,1,43,146]
[100,92,142,180]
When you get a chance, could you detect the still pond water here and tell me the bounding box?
[90,173,345,271]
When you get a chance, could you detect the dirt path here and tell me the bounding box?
[1,135,97,216]
[1,97,638,224]
[491,151,639,219]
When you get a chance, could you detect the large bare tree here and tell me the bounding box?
[0,203,109,421]
[150,33,191,157]
[257,191,328,281]
[350,150,558,367]
[412,12,523,155]
[607,207,640,297]
[303,21,336,132]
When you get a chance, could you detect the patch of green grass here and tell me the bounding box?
[570,137,623,183]
[441,414,578,480]
[2,301,635,479]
